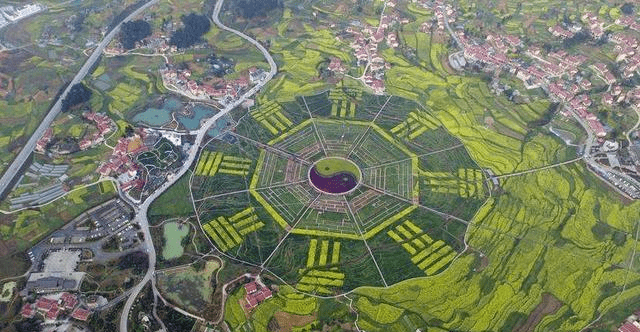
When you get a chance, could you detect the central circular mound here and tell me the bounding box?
[308,157,362,195]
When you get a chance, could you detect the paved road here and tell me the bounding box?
[118,1,277,330]
[0,0,160,199]
[442,6,463,51]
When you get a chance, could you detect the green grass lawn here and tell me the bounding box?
[148,172,195,221]
[314,157,361,178]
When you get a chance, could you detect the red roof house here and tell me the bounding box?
[71,308,91,321]
[244,282,257,294]
[46,304,60,320]
[61,292,78,310]
[20,304,35,318]
[245,296,258,308]
[36,298,56,312]
[262,287,273,299]
[620,322,640,332]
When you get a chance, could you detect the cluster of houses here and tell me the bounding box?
[79,112,115,150]
[337,0,411,94]
[161,67,251,102]
[243,281,272,309]
[581,12,606,39]
[327,57,347,76]
[618,310,640,332]
[419,0,457,32]
[329,0,459,94]
[97,130,150,191]
[620,321,640,332]
[451,7,640,142]
[35,112,115,154]
[20,292,90,322]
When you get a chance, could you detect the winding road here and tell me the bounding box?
[0,0,160,199]
[118,0,277,331]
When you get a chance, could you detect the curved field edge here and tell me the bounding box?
[341,53,640,330]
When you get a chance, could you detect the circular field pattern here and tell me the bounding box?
[308,157,361,195]
[190,89,491,294]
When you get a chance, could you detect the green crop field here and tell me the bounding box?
[186,20,640,328]
[191,88,487,297]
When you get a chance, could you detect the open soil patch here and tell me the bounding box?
[273,311,316,332]
[515,293,563,332]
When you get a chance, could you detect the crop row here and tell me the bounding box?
[329,88,356,118]
[390,111,439,140]
[305,239,341,268]
[296,267,345,295]
[252,100,293,135]
[387,220,456,275]
[196,151,252,177]
[421,169,484,198]
[202,210,265,252]
[195,151,223,176]
[218,155,252,176]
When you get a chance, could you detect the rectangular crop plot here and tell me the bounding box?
[252,101,293,135]
[385,221,457,276]
[203,217,239,251]
[229,207,255,222]
[203,223,228,252]
[217,155,251,176]
[297,266,346,294]
[273,126,321,159]
[331,242,341,265]
[355,196,411,233]
[256,186,310,223]
[195,151,211,175]
[329,88,357,118]
[315,121,367,157]
[387,230,403,243]
[424,251,456,275]
[306,239,318,268]
[233,215,258,229]
[203,209,267,252]
[390,111,439,140]
[402,220,423,236]
[352,131,408,166]
[319,240,330,266]
[238,221,265,236]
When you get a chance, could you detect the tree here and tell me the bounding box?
[124,125,135,137]
[61,83,92,112]
[621,3,635,15]
[233,0,282,19]
[119,20,152,49]
[169,14,211,49]
[192,260,205,272]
